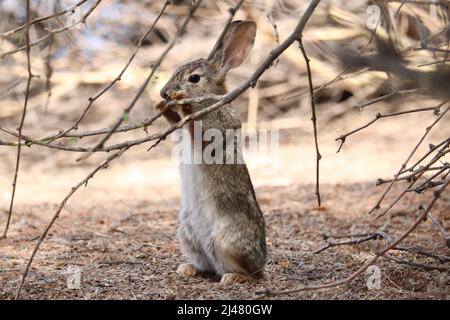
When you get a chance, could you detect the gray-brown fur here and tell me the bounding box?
[158,21,266,283]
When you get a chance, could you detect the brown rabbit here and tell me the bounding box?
[158,21,266,285]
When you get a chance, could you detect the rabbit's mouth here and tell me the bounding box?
[168,91,186,100]
[162,95,193,115]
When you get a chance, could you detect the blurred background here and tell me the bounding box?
[0,0,449,206]
[1,0,450,300]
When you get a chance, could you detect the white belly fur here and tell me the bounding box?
[179,135,220,271]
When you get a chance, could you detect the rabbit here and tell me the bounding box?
[157,20,266,285]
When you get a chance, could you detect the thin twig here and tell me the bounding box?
[393,245,450,263]
[408,165,450,193]
[15,147,129,299]
[370,105,449,216]
[257,177,450,298]
[2,0,33,239]
[336,104,444,153]
[298,37,321,207]
[375,141,450,219]
[313,232,389,254]
[44,0,172,144]
[0,103,174,153]
[403,136,450,174]
[316,232,450,262]
[427,213,450,248]
[376,163,450,186]
[77,0,204,161]
[383,255,450,271]
[146,0,323,152]
[353,89,419,110]
[0,0,102,59]
[1,0,88,39]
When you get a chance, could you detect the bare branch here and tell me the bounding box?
[370,105,449,216]
[257,177,450,298]
[15,147,129,299]
[336,104,444,153]
[298,37,321,207]
[77,0,204,161]
[146,0,323,152]
[42,0,172,144]
[2,0,33,239]
[0,0,102,59]
[1,0,89,39]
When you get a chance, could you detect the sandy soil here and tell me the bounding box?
[1,106,449,299]
[0,182,449,300]
[1,0,449,301]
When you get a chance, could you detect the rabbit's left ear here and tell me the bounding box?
[209,21,256,74]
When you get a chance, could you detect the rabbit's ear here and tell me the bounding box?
[208,21,256,74]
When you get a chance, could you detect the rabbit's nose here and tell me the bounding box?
[161,85,181,99]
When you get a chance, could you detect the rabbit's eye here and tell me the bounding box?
[188,74,201,83]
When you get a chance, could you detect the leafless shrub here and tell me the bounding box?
[0,0,448,299]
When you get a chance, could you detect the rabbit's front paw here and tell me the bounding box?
[220,273,247,286]
[156,100,181,123]
[177,263,198,277]
[155,100,167,111]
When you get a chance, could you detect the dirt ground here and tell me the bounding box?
[2,0,450,301]
[0,182,449,300]
[1,107,449,299]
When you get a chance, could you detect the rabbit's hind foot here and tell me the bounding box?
[177,263,198,277]
[219,273,247,286]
